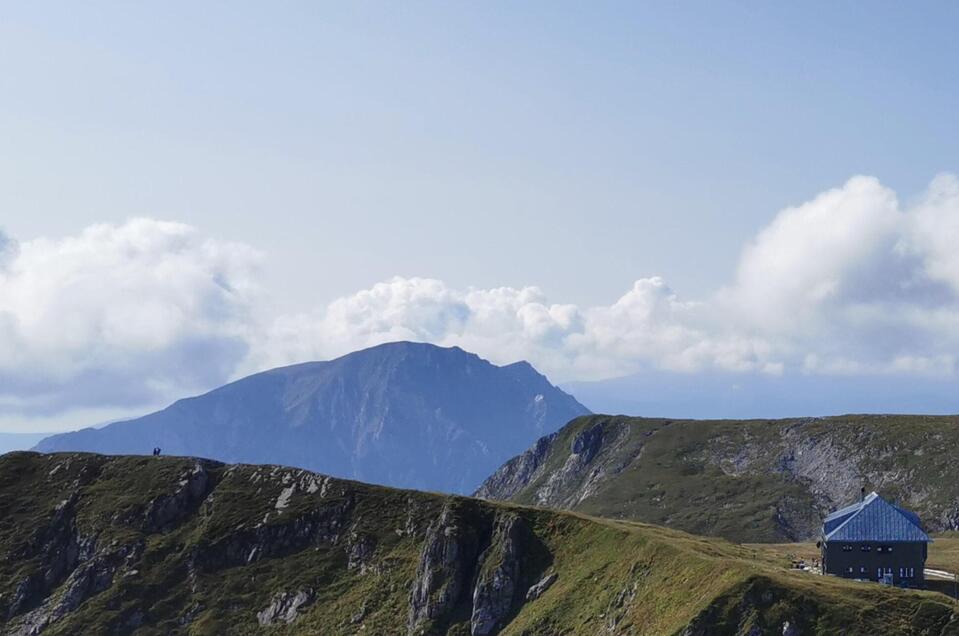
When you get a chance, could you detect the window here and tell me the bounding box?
[861,544,871,552]
[842,544,853,552]
[848,566,853,573]
[860,566,866,574]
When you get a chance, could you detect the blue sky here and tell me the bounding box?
[1,3,959,430]
[5,2,956,305]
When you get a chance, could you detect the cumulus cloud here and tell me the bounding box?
[0,219,260,415]
[724,176,903,333]
[907,173,959,294]
[251,274,780,382]
[253,174,959,383]
[6,173,959,425]
[719,174,959,375]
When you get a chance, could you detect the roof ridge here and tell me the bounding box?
[824,493,929,542]
[824,491,875,523]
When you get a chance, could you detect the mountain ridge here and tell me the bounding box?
[476,413,959,543]
[2,451,957,635]
[35,342,589,494]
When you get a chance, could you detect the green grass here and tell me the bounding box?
[501,414,959,543]
[1,452,957,635]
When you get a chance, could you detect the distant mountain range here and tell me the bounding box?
[565,369,959,419]
[477,414,959,543]
[35,342,589,494]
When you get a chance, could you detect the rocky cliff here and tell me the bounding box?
[476,414,959,543]
[2,451,957,635]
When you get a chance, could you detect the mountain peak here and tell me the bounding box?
[36,343,589,494]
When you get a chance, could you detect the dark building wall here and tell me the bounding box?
[822,541,927,585]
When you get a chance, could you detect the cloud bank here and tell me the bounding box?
[4,174,959,423]
[0,219,259,416]
[259,175,959,383]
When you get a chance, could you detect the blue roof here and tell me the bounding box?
[823,492,930,543]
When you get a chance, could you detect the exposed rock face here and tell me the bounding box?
[474,434,557,501]
[478,418,638,511]
[8,523,142,635]
[5,490,90,625]
[407,502,479,634]
[188,491,354,573]
[477,414,959,542]
[257,590,314,625]
[470,514,526,636]
[570,423,604,462]
[407,504,533,636]
[533,421,634,507]
[525,573,557,601]
[346,530,377,574]
[143,462,211,532]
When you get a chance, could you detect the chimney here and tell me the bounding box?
[861,487,866,502]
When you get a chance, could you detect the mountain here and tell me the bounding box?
[34,342,589,494]
[476,414,959,543]
[3,452,957,635]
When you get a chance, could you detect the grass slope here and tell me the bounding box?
[481,414,959,543]
[0,452,955,635]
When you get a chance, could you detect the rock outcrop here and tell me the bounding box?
[474,434,558,501]
[142,462,211,532]
[470,514,526,635]
[407,504,535,636]
[525,573,557,601]
[257,590,314,625]
[407,502,479,634]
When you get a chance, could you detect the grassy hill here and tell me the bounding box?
[476,414,959,543]
[1,452,958,635]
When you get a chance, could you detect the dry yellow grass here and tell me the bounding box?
[746,537,959,601]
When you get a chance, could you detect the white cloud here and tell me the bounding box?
[253,174,959,383]
[723,176,903,333]
[718,174,959,375]
[6,173,959,427]
[251,275,779,381]
[907,173,959,294]
[0,219,260,415]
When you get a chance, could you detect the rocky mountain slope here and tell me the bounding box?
[2,452,957,635]
[35,342,589,494]
[476,414,959,543]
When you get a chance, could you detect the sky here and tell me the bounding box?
[1,2,958,432]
